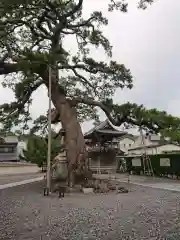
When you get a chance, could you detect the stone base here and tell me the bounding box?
[82,188,94,194]
[86,178,129,194]
[66,186,82,193]
[117,187,129,193]
[52,177,129,195]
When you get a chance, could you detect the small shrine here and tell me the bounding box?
[84,120,127,172]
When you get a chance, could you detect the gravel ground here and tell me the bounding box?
[0,181,180,240]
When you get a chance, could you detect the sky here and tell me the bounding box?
[0,0,180,134]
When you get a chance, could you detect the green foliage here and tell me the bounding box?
[110,102,180,143]
[23,135,59,167]
[30,115,48,135]
[108,0,154,11]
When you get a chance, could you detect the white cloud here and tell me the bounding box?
[0,0,180,132]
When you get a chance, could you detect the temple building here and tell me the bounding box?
[84,120,127,173]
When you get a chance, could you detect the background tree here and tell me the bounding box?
[111,102,180,143]
[0,0,161,186]
[23,135,59,169]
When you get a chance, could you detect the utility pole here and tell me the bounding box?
[44,65,52,196]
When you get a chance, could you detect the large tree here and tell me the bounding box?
[0,0,169,186]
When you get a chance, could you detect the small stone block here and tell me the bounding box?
[82,188,94,193]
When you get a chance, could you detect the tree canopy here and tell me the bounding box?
[1,0,180,143]
[0,0,133,126]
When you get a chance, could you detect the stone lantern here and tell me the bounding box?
[52,134,68,181]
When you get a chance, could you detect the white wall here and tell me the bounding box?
[17,141,28,158]
[128,144,180,155]
[4,136,18,143]
[3,136,28,159]
[119,137,135,154]
[128,147,156,155]
[157,144,180,154]
[130,135,159,149]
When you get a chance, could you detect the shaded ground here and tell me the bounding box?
[0,181,180,240]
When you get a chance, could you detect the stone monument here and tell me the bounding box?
[52,135,68,182]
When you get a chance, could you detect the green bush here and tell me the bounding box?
[23,135,59,168]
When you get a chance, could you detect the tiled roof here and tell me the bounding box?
[84,119,127,137]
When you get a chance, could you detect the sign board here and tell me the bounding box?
[160,158,170,167]
[132,158,141,167]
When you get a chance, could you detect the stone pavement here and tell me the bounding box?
[0,173,44,189]
[94,173,180,192]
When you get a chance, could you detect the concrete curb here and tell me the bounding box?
[0,176,44,190]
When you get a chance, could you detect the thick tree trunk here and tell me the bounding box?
[45,71,88,187]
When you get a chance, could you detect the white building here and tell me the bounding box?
[118,132,180,156]
[118,134,137,154]
[128,143,180,155]
[0,134,28,161]
[129,134,161,148]
[4,135,18,143]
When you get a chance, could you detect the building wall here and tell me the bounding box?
[88,150,117,169]
[128,144,180,155]
[4,136,18,143]
[119,137,135,154]
[128,147,155,155]
[157,144,180,154]
[0,154,18,162]
[130,135,159,149]
[17,141,28,158]
[0,147,18,162]
[0,135,27,162]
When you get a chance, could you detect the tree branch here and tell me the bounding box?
[71,68,98,95]
[57,63,104,74]
[70,97,118,125]
[0,79,43,121]
[1,18,50,40]
[68,17,95,29]
[70,97,161,133]
[64,0,83,18]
